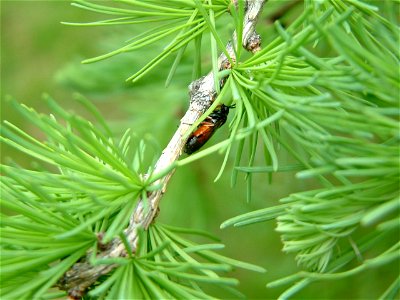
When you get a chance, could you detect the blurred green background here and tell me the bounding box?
[1,1,396,299]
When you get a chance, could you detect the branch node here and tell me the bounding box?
[245,32,262,53]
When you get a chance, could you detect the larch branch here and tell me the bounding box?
[57,1,266,298]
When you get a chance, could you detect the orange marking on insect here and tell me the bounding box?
[184,104,233,155]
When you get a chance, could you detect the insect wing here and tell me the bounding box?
[184,104,233,155]
[184,124,216,154]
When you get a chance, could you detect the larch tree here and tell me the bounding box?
[1,0,399,299]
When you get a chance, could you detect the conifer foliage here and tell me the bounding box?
[1,0,399,299]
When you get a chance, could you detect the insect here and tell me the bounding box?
[184,104,233,155]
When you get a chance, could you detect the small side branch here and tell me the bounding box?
[58,1,266,298]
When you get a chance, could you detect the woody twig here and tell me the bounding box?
[57,1,266,298]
